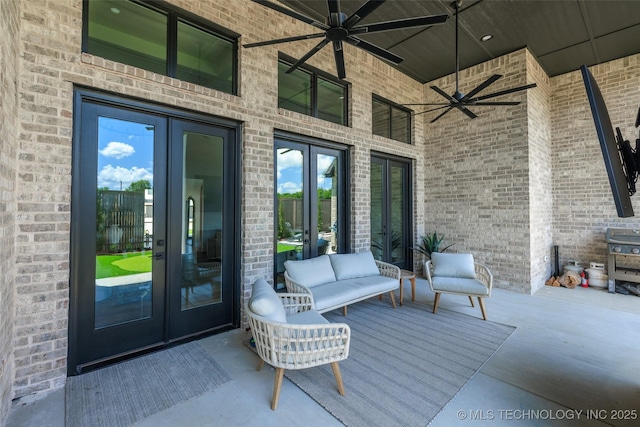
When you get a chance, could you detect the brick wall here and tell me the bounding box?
[0,0,20,423]
[423,49,536,292]
[550,54,640,270]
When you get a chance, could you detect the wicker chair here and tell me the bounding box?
[424,253,493,320]
[246,279,351,410]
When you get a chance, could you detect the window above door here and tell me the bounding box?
[278,56,349,126]
[372,95,412,144]
[83,0,238,94]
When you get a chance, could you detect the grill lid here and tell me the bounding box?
[606,228,640,244]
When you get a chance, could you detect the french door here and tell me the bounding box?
[274,135,348,287]
[69,92,238,373]
[370,155,412,269]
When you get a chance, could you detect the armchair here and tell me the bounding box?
[424,253,493,320]
[246,279,351,410]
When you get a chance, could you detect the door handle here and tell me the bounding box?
[154,252,165,260]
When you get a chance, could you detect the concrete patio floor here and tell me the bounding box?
[7,278,640,426]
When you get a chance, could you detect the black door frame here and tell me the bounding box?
[371,152,413,270]
[68,88,241,374]
[273,131,350,286]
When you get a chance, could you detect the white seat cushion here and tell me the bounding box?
[287,310,329,325]
[310,275,397,312]
[431,276,489,296]
[249,278,287,323]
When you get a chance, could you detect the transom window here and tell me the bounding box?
[278,59,348,126]
[372,96,412,144]
[83,0,237,94]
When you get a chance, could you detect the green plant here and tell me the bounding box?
[412,232,454,259]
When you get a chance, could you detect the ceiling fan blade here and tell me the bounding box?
[243,33,325,48]
[430,106,455,123]
[473,83,538,102]
[333,41,346,79]
[456,105,478,119]
[327,0,341,26]
[402,102,451,106]
[342,0,386,29]
[353,14,448,34]
[286,39,330,74]
[462,74,502,100]
[430,85,457,102]
[251,0,329,30]
[413,105,451,117]
[346,36,403,63]
[472,101,521,106]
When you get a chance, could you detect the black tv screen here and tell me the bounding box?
[580,65,634,217]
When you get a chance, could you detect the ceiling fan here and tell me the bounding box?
[405,0,537,123]
[244,0,448,80]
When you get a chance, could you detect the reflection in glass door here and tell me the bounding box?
[179,132,224,311]
[370,155,412,269]
[94,118,155,329]
[275,138,347,288]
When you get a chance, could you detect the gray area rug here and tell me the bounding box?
[285,298,516,427]
[66,340,231,427]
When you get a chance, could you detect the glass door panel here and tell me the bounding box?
[370,155,411,269]
[180,131,224,310]
[276,146,306,287]
[316,152,339,255]
[370,160,384,260]
[95,117,155,329]
[390,163,407,265]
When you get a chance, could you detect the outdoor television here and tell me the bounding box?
[580,64,636,218]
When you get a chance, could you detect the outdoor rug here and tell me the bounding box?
[66,340,231,427]
[284,298,516,427]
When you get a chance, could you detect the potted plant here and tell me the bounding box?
[412,232,454,273]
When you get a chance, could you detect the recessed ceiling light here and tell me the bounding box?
[481,34,493,42]
[110,7,120,14]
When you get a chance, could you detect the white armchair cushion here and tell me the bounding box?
[284,255,336,287]
[329,251,380,280]
[431,253,476,279]
[249,278,287,323]
[431,276,489,296]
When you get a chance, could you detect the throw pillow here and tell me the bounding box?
[329,251,380,280]
[431,252,476,279]
[249,278,287,323]
[284,255,336,287]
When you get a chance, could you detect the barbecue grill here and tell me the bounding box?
[606,228,640,289]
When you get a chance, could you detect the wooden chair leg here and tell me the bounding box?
[257,359,265,371]
[388,290,397,308]
[271,367,285,410]
[410,277,416,302]
[468,296,475,307]
[399,278,404,305]
[478,297,487,320]
[433,292,441,314]
[331,362,345,396]
[342,306,347,316]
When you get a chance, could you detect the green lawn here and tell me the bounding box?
[96,251,152,279]
[277,242,298,253]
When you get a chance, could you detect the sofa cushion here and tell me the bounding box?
[310,275,398,312]
[249,278,287,323]
[284,255,336,287]
[431,276,489,296]
[431,252,476,279]
[329,251,380,280]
